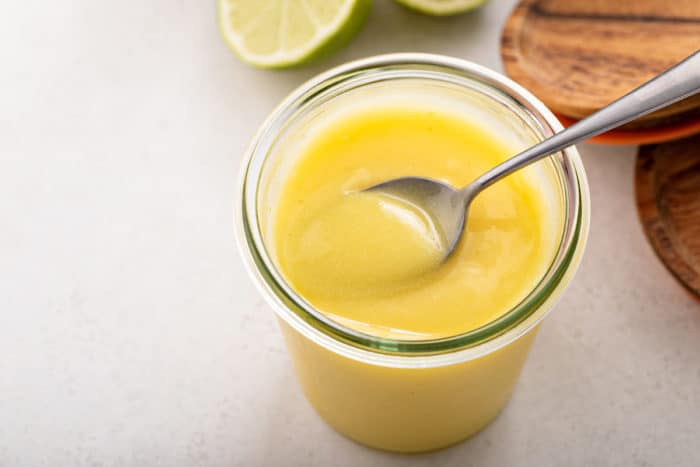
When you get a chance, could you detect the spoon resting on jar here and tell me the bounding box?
[365,50,700,259]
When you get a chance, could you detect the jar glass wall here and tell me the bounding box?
[236,54,590,452]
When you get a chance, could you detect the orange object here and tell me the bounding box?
[555,113,700,145]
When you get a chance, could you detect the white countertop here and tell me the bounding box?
[2,1,699,466]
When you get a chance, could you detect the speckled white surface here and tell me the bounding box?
[2,1,700,466]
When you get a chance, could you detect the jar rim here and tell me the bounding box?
[235,53,590,367]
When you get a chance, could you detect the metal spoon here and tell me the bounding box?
[365,50,700,258]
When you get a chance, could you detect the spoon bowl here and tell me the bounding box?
[365,176,474,255]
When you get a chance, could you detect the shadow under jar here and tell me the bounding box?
[236,54,590,453]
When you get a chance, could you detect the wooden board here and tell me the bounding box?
[501,0,700,124]
[636,135,700,298]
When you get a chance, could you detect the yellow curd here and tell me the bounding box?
[265,103,563,452]
[274,107,556,340]
[238,56,590,454]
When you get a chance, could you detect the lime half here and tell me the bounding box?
[218,0,371,69]
[394,0,488,16]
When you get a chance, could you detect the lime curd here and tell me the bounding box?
[239,58,589,453]
[274,106,558,340]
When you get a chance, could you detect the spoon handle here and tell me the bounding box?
[468,49,700,193]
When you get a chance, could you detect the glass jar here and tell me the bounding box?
[235,54,590,453]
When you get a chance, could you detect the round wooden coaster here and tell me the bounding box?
[501,0,700,125]
[636,135,700,298]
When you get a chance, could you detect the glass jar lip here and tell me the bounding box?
[236,53,590,367]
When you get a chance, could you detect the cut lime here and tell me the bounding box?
[394,0,488,16]
[218,0,371,69]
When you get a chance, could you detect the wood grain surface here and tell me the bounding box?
[501,0,700,125]
[636,135,700,298]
